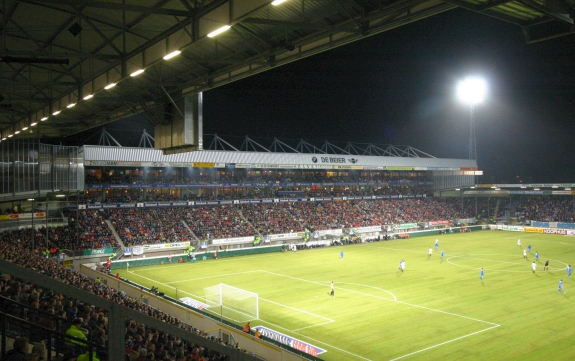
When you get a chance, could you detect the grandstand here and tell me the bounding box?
[0,0,574,359]
[3,132,575,360]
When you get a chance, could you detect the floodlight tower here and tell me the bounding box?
[457,77,486,160]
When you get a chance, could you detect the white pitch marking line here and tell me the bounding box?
[395,299,499,326]
[292,320,334,332]
[130,268,500,360]
[389,325,500,361]
[163,270,262,285]
[128,269,333,326]
[260,298,333,322]
[261,270,398,301]
[123,250,290,273]
[263,270,495,324]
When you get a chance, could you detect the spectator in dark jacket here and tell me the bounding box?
[5,337,29,361]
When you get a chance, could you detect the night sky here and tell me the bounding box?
[75,8,575,184]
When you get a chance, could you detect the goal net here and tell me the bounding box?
[204,283,259,321]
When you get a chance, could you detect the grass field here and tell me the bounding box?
[117,231,575,361]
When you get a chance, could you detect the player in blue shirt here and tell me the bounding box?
[480,268,484,281]
[340,250,344,259]
[435,239,439,250]
[441,250,445,261]
[567,265,572,278]
[535,251,539,262]
[558,279,565,294]
[528,244,532,253]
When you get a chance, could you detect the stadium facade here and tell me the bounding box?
[0,138,479,202]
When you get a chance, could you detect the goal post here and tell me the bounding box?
[204,283,259,321]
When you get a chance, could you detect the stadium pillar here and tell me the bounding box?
[475,195,478,218]
[108,302,126,360]
[45,201,49,248]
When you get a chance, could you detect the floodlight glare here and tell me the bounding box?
[22,127,28,131]
[41,117,48,121]
[207,25,231,38]
[52,110,61,116]
[83,94,94,100]
[104,83,117,90]
[163,50,181,60]
[130,69,145,77]
[31,122,37,126]
[272,0,288,5]
[67,103,76,108]
[457,77,487,105]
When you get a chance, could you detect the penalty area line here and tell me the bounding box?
[389,324,500,361]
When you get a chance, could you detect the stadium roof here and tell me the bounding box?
[81,143,478,170]
[1,0,573,141]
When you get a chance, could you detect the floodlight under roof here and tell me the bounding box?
[207,25,231,38]
[163,50,181,60]
[272,0,288,5]
[104,83,117,90]
[130,69,145,77]
[52,110,61,115]
[83,94,94,100]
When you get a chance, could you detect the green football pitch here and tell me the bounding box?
[117,231,575,361]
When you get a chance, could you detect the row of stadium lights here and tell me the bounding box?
[0,0,291,143]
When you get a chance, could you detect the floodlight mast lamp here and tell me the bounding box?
[457,77,486,160]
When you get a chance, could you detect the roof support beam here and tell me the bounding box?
[442,0,526,25]
[516,0,573,24]
[18,0,193,17]
[79,15,123,55]
[477,0,514,11]
[242,18,363,34]
[18,0,151,41]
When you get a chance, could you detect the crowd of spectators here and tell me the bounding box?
[107,208,192,246]
[2,195,575,359]
[0,197,500,252]
[183,206,256,240]
[84,169,431,186]
[0,240,238,361]
[80,184,432,205]
[65,210,118,250]
[1,196,562,252]
[511,196,575,223]
[240,204,305,235]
